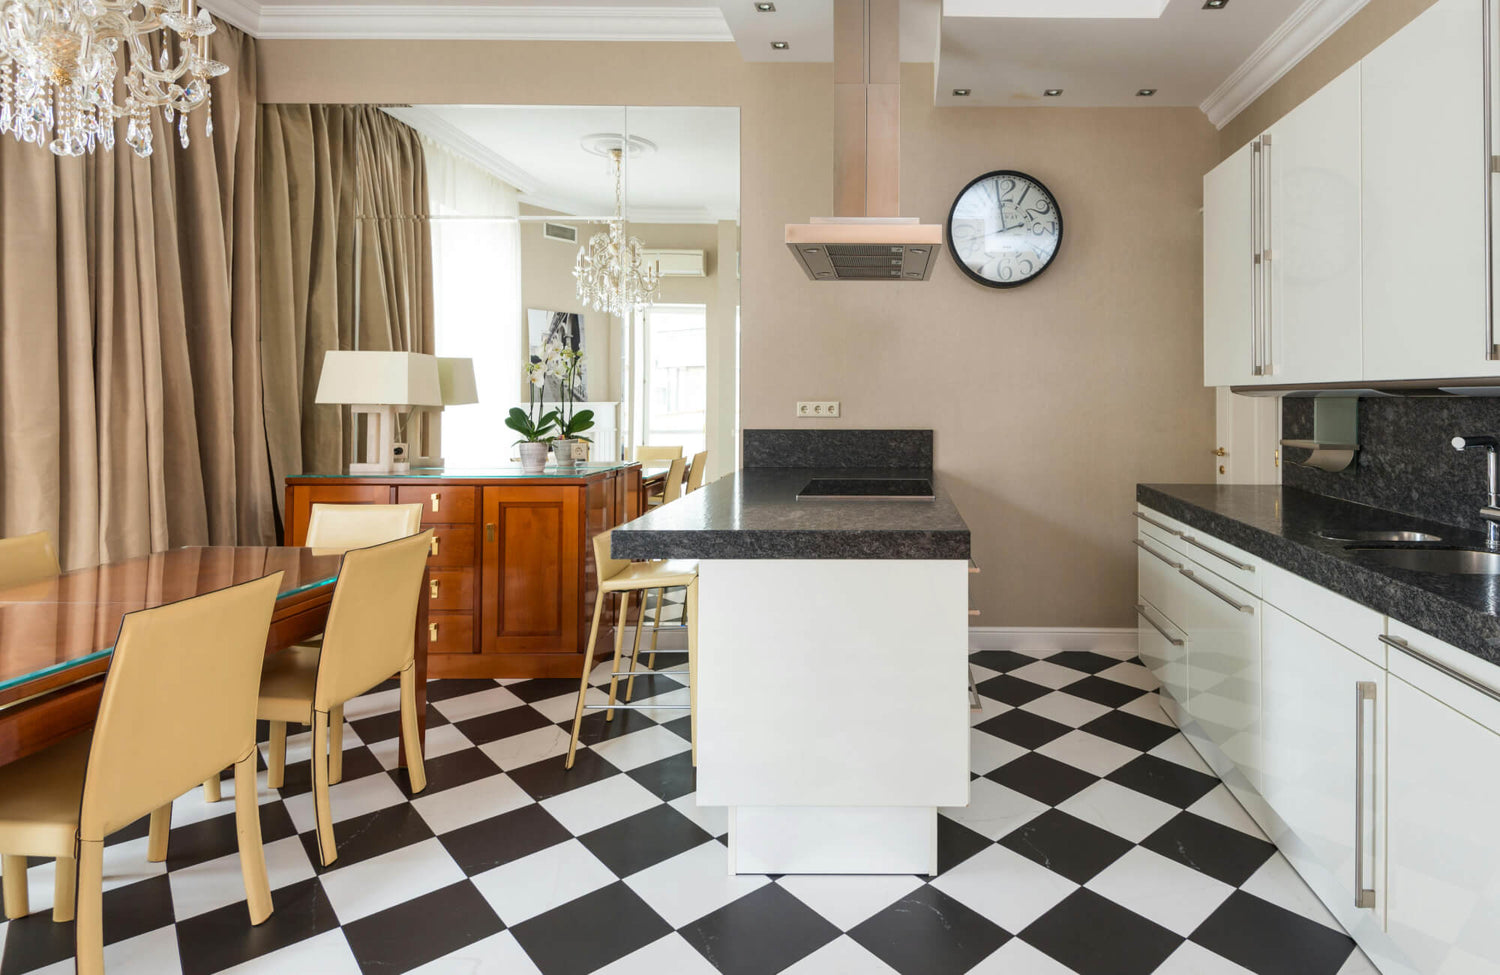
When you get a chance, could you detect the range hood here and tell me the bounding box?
[785,0,943,281]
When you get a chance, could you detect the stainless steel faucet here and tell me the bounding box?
[1453,435,1500,548]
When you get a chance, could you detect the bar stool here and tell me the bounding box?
[566,530,698,769]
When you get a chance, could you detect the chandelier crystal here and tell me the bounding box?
[0,0,228,158]
[574,147,660,318]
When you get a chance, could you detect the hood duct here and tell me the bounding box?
[785,0,943,281]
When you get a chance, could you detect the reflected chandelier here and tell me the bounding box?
[0,0,228,157]
[573,147,660,317]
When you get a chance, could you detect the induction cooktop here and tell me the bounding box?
[796,477,936,501]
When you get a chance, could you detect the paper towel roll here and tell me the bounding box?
[1300,448,1355,472]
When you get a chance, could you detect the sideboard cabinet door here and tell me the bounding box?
[480,486,583,654]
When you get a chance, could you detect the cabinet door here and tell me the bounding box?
[1363,0,1495,381]
[480,486,582,654]
[1204,141,1259,387]
[1265,64,1362,384]
[1177,564,1261,799]
[1262,605,1386,936]
[1388,674,1500,974]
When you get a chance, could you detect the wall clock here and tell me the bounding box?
[946,170,1063,288]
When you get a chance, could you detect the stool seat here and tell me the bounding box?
[0,733,91,857]
[256,644,322,723]
[601,560,698,592]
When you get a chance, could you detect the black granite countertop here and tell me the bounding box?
[1139,483,1500,664]
[612,467,971,560]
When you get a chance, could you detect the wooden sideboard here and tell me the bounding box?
[285,464,644,679]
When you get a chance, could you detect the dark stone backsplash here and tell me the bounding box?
[741,429,933,469]
[1283,397,1500,533]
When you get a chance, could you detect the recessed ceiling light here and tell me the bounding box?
[1136,88,1157,97]
[755,1,775,10]
[1044,89,1063,97]
[1203,0,1228,7]
[952,88,971,96]
[770,40,789,50]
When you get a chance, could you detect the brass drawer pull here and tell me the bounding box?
[430,492,440,513]
[430,579,439,599]
[429,622,438,643]
[486,523,496,543]
[430,536,439,558]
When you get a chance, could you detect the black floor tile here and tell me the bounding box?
[849,884,1011,975]
[969,649,1036,674]
[1021,888,1181,975]
[986,752,1098,806]
[298,803,435,873]
[510,882,672,975]
[175,877,340,975]
[660,715,694,742]
[938,816,993,873]
[1000,809,1134,884]
[1141,812,1277,887]
[1191,890,1356,975]
[974,674,1053,707]
[678,883,840,975]
[276,745,387,799]
[571,707,662,746]
[397,747,502,798]
[451,704,554,746]
[503,678,578,704]
[1080,710,1179,752]
[440,803,573,876]
[0,873,169,975]
[1047,651,1126,675]
[578,805,711,878]
[974,709,1072,750]
[627,751,697,802]
[164,801,298,871]
[1065,674,1150,708]
[342,880,504,973]
[508,749,621,802]
[425,678,504,703]
[1107,754,1219,808]
[0,909,76,975]
[346,705,449,748]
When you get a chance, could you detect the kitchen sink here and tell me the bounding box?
[1316,529,1443,543]
[1348,546,1500,574]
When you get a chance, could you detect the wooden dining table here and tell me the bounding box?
[0,546,429,771]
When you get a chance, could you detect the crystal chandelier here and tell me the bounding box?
[0,0,228,158]
[573,147,660,317]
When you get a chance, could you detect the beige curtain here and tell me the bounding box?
[0,22,271,569]
[258,105,433,530]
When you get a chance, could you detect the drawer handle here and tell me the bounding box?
[1183,535,1254,572]
[486,523,496,543]
[430,492,440,513]
[430,536,439,558]
[1179,568,1255,613]
[1134,538,1183,570]
[1353,680,1377,910]
[1134,511,1182,536]
[430,579,439,599]
[429,622,438,643]
[1378,634,1500,703]
[1136,603,1185,646]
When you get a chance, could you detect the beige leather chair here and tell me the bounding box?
[686,451,710,493]
[634,445,683,465]
[567,530,698,769]
[0,530,60,591]
[258,531,432,865]
[649,457,688,508]
[0,573,283,975]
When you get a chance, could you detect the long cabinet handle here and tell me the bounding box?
[1134,511,1182,536]
[1379,634,1500,703]
[1252,138,1265,376]
[1184,535,1254,571]
[1261,133,1274,376]
[1485,0,1496,360]
[1136,603,1185,646]
[1180,568,1255,613]
[1354,680,1377,910]
[1134,538,1184,570]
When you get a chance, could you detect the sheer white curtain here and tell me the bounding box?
[425,139,521,467]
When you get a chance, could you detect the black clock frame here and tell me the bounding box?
[945,169,1064,289]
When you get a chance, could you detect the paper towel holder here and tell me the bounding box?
[1281,396,1360,472]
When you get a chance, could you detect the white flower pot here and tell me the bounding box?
[518,441,549,474]
[552,438,581,469]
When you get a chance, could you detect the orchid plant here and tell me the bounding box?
[553,347,595,443]
[506,361,559,444]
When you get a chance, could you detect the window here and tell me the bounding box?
[639,303,708,457]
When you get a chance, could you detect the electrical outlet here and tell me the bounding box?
[796,401,841,418]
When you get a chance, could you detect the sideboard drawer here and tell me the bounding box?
[426,526,475,567]
[398,485,476,525]
[426,613,475,654]
[427,569,474,612]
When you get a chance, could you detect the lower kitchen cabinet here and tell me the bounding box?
[1178,563,1262,800]
[1136,598,1188,724]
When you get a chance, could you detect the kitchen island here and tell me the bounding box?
[613,430,971,875]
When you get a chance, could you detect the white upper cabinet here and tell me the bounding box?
[1204,142,1258,387]
[1362,0,1496,381]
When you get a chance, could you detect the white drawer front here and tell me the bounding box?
[1180,529,1262,596]
[1135,506,1188,554]
[1263,563,1385,667]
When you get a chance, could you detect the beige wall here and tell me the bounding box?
[259,42,1218,627]
[1218,0,1440,157]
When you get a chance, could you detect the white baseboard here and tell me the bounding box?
[968,626,1140,657]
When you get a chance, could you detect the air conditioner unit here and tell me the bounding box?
[643,249,707,277]
[543,222,578,244]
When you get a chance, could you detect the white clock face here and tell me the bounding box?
[947,172,1062,287]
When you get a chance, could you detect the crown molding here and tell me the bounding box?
[380,107,540,195]
[200,0,733,41]
[1200,0,1370,130]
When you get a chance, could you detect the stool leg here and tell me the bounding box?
[234,751,273,925]
[51,856,74,923]
[267,721,287,789]
[687,578,699,767]
[567,591,609,769]
[606,590,632,721]
[75,840,104,975]
[329,703,345,785]
[147,803,171,862]
[311,711,337,866]
[2,853,29,919]
[203,773,222,803]
[399,665,428,794]
[625,586,648,702]
[647,587,665,670]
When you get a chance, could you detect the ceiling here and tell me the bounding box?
[386,105,741,223]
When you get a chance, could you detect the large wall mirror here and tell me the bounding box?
[383,104,741,472]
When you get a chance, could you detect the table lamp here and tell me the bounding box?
[410,357,480,467]
[314,351,443,473]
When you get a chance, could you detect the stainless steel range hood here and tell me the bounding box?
[785,0,943,281]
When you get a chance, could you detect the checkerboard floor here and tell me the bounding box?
[0,646,1382,975]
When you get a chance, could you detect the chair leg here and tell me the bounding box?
[647,587,665,670]
[687,578,699,767]
[625,586,648,702]
[234,752,273,925]
[311,711,337,867]
[329,704,345,785]
[203,773,222,803]
[147,804,171,863]
[606,590,632,721]
[51,856,75,923]
[267,721,287,789]
[399,666,427,795]
[566,592,608,769]
[75,840,104,975]
[2,853,28,920]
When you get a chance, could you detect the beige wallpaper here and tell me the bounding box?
[258,42,1218,627]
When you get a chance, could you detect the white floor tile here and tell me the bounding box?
[1097,661,1158,691]
[1008,660,1085,690]
[219,929,363,975]
[968,663,1001,684]
[669,795,728,837]
[479,724,572,771]
[168,836,315,921]
[1187,783,1268,839]
[929,845,1078,933]
[1118,691,1176,725]
[779,936,899,974]
[940,778,1047,841]
[966,938,1079,974]
[370,723,471,770]
[1239,852,1341,930]
[28,925,182,975]
[776,874,923,932]
[1338,948,1382,974]
[595,932,722,974]
[412,773,531,835]
[1148,733,1213,773]
[1035,729,1139,776]
[1022,691,1111,728]
[540,774,661,835]
[318,837,464,924]
[1154,940,1258,974]
[624,841,766,928]
[341,688,400,722]
[470,838,616,926]
[587,725,692,772]
[406,930,543,975]
[530,689,608,724]
[431,685,526,723]
[281,769,408,834]
[969,729,1028,775]
[970,696,1013,726]
[1085,846,1235,936]
[1058,779,1180,843]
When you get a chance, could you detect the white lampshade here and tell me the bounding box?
[314,351,443,407]
[437,357,479,405]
